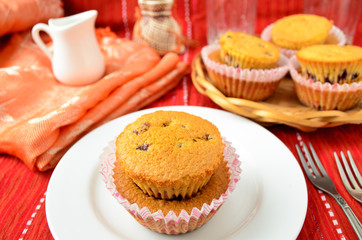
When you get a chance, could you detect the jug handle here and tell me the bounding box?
[32,23,52,59]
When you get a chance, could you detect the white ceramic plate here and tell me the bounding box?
[46,106,308,240]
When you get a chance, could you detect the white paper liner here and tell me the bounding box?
[289,56,362,110]
[201,44,289,100]
[99,138,241,234]
[261,24,346,58]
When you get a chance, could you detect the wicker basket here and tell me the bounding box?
[191,53,362,132]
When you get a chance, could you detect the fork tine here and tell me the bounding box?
[308,142,328,177]
[340,151,361,190]
[300,142,321,177]
[302,143,320,177]
[296,144,315,179]
[335,152,353,192]
[347,151,362,186]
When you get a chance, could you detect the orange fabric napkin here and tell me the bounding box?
[0,0,64,37]
[0,28,189,171]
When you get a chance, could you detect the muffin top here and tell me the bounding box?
[115,111,224,188]
[297,45,362,63]
[272,14,333,50]
[219,31,280,69]
[296,45,362,83]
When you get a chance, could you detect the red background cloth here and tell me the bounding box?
[1,0,361,239]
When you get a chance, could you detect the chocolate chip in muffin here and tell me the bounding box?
[351,73,359,80]
[337,70,347,83]
[162,122,170,127]
[306,71,316,81]
[136,143,150,151]
[133,122,151,135]
[264,51,273,57]
[204,134,214,141]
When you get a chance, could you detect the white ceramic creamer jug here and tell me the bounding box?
[32,10,105,86]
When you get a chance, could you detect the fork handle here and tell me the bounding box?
[333,194,362,239]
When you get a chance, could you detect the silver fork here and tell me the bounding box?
[334,151,362,203]
[296,142,362,239]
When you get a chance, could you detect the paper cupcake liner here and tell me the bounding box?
[201,44,289,101]
[261,24,346,58]
[99,138,241,235]
[289,56,362,110]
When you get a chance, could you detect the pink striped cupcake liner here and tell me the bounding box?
[289,56,362,110]
[261,24,346,58]
[99,138,241,234]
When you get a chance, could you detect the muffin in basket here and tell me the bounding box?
[271,14,333,50]
[202,31,289,101]
[219,30,280,69]
[297,45,362,84]
[100,110,241,234]
[289,44,362,110]
[260,14,346,58]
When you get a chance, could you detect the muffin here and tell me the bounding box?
[201,43,289,101]
[112,158,230,217]
[112,151,230,234]
[100,111,241,234]
[289,46,362,110]
[296,45,362,84]
[115,110,225,200]
[219,31,280,69]
[271,14,333,50]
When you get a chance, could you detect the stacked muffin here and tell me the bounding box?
[106,110,240,234]
[202,31,289,101]
[116,110,225,200]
